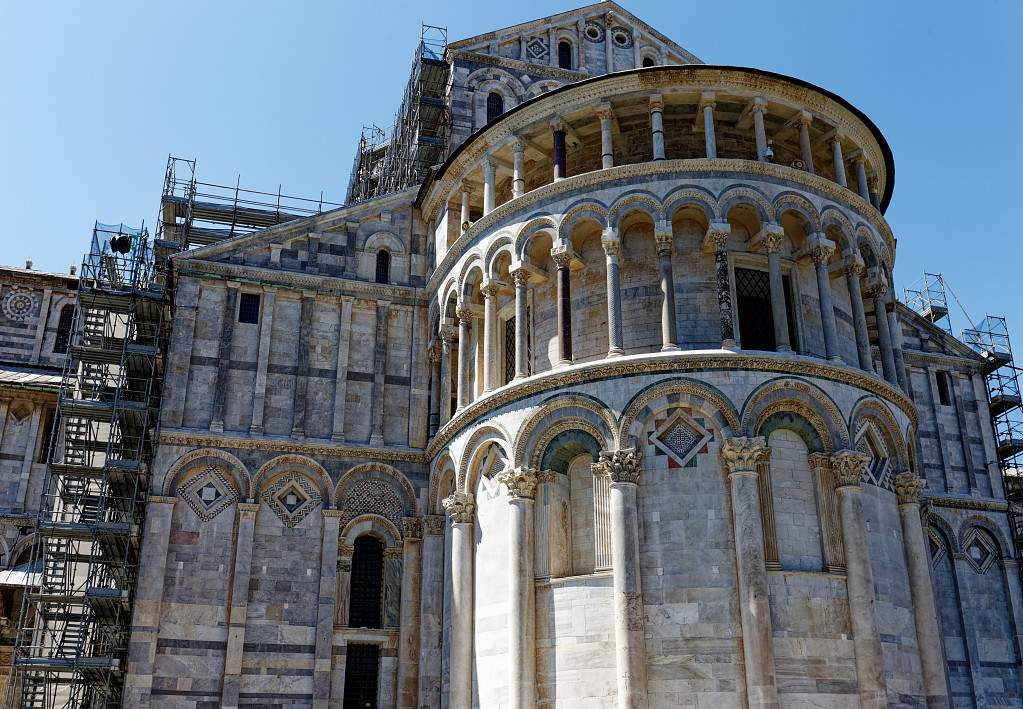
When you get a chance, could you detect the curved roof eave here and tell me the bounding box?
[416,64,895,213]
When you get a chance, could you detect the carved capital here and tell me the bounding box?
[705,221,731,251]
[596,102,613,121]
[442,491,477,524]
[654,231,673,255]
[893,472,926,505]
[720,436,769,475]
[383,547,404,560]
[831,450,870,488]
[648,93,664,111]
[402,516,423,539]
[422,515,446,536]
[428,340,442,363]
[511,137,527,155]
[455,305,473,323]
[537,469,558,484]
[798,109,813,126]
[602,238,621,258]
[600,447,643,485]
[762,229,784,254]
[844,257,865,278]
[337,558,352,573]
[480,280,501,298]
[551,244,574,268]
[497,467,538,500]
[809,236,836,266]
[510,268,531,286]
[338,542,354,559]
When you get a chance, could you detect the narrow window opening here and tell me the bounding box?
[936,371,952,406]
[375,250,391,284]
[238,293,260,324]
[348,536,384,628]
[342,643,380,709]
[503,316,516,384]
[486,92,504,123]
[557,40,573,69]
[37,410,56,464]
[642,56,655,68]
[735,268,775,351]
[53,304,74,354]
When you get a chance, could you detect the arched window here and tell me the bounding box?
[53,304,74,354]
[486,92,504,123]
[348,535,384,628]
[375,250,391,284]
[642,56,656,68]
[557,40,573,69]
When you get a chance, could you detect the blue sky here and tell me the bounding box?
[2,0,1020,338]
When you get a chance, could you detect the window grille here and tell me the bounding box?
[735,268,775,351]
[558,41,573,69]
[53,304,74,354]
[375,250,391,284]
[238,293,261,324]
[487,92,504,123]
[348,536,384,628]
[504,317,516,384]
[342,643,380,709]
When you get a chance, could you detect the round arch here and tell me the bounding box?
[161,448,251,500]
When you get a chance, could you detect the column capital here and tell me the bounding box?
[602,228,622,257]
[596,102,614,120]
[654,230,673,255]
[720,436,769,476]
[428,339,442,363]
[511,137,527,154]
[480,279,501,298]
[893,472,927,505]
[339,542,354,559]
[752,95,768,113]
[148,495,178,506]
[384,547,404,560]
[481,155,496,172]
[831,449,870,488]
[702,221,732,252]
[598,447,643,485]
[402,516,424,539]
[237,502,260,514]
[648,93,664,111]
[442,491,477,524]
[510,267,532,286]
[422,515,446,536]
[698,90,716,109]
[808,235,836,265]
[798,109,814,126]
[863,278,888,299]
[455,304,474,322]
[322,509,345,519]
[497,466,539,500]
[755,222,785,253]
[550,243,575,267]
[550,116,564,131]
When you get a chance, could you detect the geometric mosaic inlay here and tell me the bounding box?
[178,465,238,522]
[261,472,321,528]
[964,534,995,574]
[648,407,713,469]
[338,479,405,531]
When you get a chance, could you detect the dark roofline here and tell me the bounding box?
[417,64,895,212]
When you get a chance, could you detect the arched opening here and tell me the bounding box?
[343,643,380,709]
[642,56,655,68]
[348,535,384,628]
[765,425,824,571]
[557,40,573,69]
[486,92,504,123]
[375,249,391,284]
[53,304,74,354]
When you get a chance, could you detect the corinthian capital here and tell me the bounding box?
[893,472,926,505]
[497,467,538,500]
[831,450,870,488]
[442,491,476,524]
[809,235,836,266]
[402,516,423,540]
[600,448,643,485]
[720,436,769,475]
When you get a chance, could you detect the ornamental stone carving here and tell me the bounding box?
[497,467,538,500]
[831,450,870,488]
[442,491,477,524]
[893,472,926,505]
[402,516,423,539]
[719,436,769,475]
[422,515,446,536]
[600,448,643,485]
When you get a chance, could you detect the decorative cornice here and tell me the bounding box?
[449,49,587,82]
[159,429,428,463]
[427,349,917,458]
[425,159,894,295]
[924,494,1009,512]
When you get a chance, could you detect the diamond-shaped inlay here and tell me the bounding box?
[526,36,549,60]
[964,535,995,574]
[928,534,946,567]
[262,473,321,527]
[649,408,713,469]
[179,465,237,522]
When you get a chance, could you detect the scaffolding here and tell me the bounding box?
[7,223,164,709]
[345,25,450,204]
[903,272,953,335]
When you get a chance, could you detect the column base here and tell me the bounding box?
[291,428,306,439]
[369,434,384,447]
[330,433,346,444]
[555,359,573,368]
[721,339,738,351]
[249,425,263,436]
[828,355,843,363]
[775,345,792,353]
[661,344,680,352]
[209,421,224,434]
[607,348,624,358]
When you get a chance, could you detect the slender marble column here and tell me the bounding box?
[396,518,423,709]
[845,256,873,372]
[512,140,526,198]
[124,496,176,708]
[335,545,353,626]
[552,120,567,181]
[855,157,871,202]
[603,11,614,73]
[887,299,910,391]
[832,450,888,709]
[511,268,530,378]
[291,290,317,437]
[417,516,446,708]
[455,306,472,409]
[649,94,665,160]
[369,300,390,446]
[209,281,239,432]
[481,279,500,393]
[893,473,950,709]
[762,226,791,352]
[707,222,735,349]
[869,282,898,385]
[752,97,769,161]
[868,173,881,210]
[428,340,441,436]
[810,237,840,361]
[329,295,352,442]
[439,326,454,426]
[655,225,678,350]
[552,245,574,364]
[832,137,848,187]
[442,492,476,709]
[720,437,779,709]
[701,93,717,159]
[221,502,259,709]
[602,229,625,356]
[797,110,815,174]
[597,448,648,709]
[313,510,342,708]
[460,188,471,234]
[598,103,615,169]
[498,468,538,709]
[482,158,496,215]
